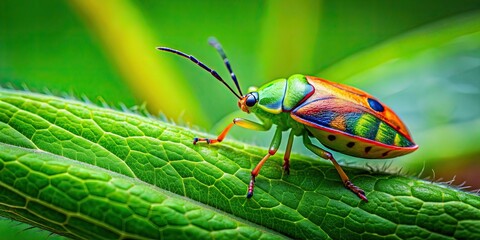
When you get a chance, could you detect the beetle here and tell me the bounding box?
[157,37,418,202]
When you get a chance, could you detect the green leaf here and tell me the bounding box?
[1,88,480,239]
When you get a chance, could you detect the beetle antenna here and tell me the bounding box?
[208,37,243,96]
[156,47,242,99]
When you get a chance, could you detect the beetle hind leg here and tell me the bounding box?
[345,181,367,202]
[302,133,368,202]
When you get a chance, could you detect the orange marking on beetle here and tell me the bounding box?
[330,115,346,131]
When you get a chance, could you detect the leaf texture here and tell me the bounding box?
[0,89,479,239]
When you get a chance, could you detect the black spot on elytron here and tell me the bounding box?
[368,98,385,112]
[382,151,389,157]
[347,142,355,148]
[328,135,336,141]
[365,146,372,153]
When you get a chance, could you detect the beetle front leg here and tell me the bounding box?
[193,122,234,144]
[248,126,282,198]
[303,133,368,202]
[193,118,272,144]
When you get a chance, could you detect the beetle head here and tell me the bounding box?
[238,92,259,113]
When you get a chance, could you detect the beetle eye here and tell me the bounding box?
[245,94,257,107]
[368,98,384,112]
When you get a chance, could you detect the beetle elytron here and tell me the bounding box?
[157,38,418,202]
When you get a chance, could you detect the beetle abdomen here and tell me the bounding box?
[305,125,412,159]
[294,97,412,138]
[290,77,418,159]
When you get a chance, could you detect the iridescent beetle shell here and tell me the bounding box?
[252,74,418,158]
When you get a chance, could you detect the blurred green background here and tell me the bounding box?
[1,0,480,238]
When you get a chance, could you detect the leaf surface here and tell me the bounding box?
[0,89,479,239]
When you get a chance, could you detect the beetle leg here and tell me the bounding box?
[193,122,234,144]
[247,127,282,198]
[193,118,271,144]
[302,133,368,202]
[282,130,295,175]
